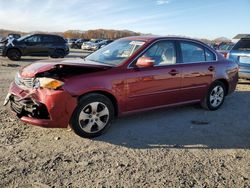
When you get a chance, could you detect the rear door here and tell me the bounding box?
[125,40,182,112]
[41,35,55,56]
[177,41,216,102]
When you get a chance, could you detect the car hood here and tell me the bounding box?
[0,38,19,47]
[20,58,112,78]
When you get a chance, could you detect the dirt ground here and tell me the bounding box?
[0,50,249,188]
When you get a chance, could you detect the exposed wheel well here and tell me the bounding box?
[78,91,119,117]
[215,79,229,96]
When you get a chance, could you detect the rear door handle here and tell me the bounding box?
[168,69,179,76]
[208,66,215,71]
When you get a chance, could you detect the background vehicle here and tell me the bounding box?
[81,39,103,50]
[90,39,114,50]
[217,42,235,58]
[0,34,69,61]
[8,33,21,39]
[70,39,89,49]
[66,38,77,47]
[5,36,238,138]
[228,37,250,79]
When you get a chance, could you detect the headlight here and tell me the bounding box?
[34,77,64,89]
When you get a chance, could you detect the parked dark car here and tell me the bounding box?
[0,34,69,61]
[4,36,238,138]
[66,38,77,46]
[228,38,250,79]
[70,39,89,49]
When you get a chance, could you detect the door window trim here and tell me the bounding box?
[127,38,218,69]
[127,39,180,69]
[177,40,217,64]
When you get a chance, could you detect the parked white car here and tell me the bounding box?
[81,39,103,50]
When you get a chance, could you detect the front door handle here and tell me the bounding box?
[169,69,179,76]
[208,66,215,71]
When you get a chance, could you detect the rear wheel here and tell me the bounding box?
[201,81,226,110]
[7,49,21,61]
[50,49,65,58]
[70,94,114,138]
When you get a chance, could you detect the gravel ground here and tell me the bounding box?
[0,50,249,188]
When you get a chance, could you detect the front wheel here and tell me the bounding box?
[70,94,115,138]
[7,49,21,61]
[201,81,226,110]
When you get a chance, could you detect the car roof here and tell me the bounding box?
[32,33,63,38]
[121,35,204,43]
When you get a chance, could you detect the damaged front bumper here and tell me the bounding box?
[6,82,77,128]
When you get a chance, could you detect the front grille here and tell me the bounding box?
[15,73,34,88]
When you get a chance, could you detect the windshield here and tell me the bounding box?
[85,39,145,66]
[17,34,32,41]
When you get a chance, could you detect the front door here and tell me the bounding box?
[124,40,182,112]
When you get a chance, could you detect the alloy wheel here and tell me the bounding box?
[78,102,109,133]
[209,85,224,108]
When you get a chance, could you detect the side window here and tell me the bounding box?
[180,42,205,63]
[205,49,216,61]
[141,41,176,66]
[24,35,41,43]
[54,36,65,43]
[42,36,54,43]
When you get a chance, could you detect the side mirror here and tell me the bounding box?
[136,57,154,68]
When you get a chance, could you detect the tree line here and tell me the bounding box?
[0,29,140,40]
[63,29,140,39]
[0,28,232,42]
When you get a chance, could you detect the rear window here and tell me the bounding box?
[180,42,205,63]
[180,42,216,63]
[232,39,250,51]
[54,36,66,43]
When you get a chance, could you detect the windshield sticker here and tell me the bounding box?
[129,41,145,46]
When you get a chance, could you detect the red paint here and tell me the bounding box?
[7,36,238,128]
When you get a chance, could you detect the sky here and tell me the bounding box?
[0,0,249,39]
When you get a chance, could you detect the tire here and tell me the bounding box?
[7,49,21,61]
[70,94,115,138]
[201,81,226,110]
[50,49,65,58]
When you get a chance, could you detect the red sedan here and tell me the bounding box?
[4,36,238,138]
